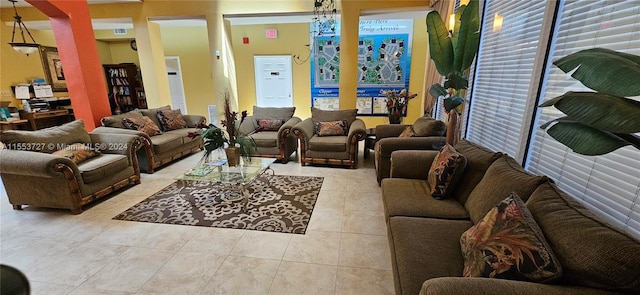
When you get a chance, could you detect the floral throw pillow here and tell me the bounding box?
[427,144,467,199]
[52,143,101,164]
[157,109,187,131]
[257,119,285,131]
[122,116,162,136]
[314,120,348,136]
[460,193,562,283]
[399,126,416,137]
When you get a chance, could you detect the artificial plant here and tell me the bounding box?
[538,48,640,156]
[426,0,480,114]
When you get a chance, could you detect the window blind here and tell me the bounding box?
[465,0,547,157]
[527,0,640,239]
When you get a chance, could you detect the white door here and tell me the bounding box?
[254,55,293,107]
[165,56,188,113]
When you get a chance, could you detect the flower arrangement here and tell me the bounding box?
[385,89,417,123]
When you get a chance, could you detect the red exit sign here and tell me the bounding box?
[265,29,278,39]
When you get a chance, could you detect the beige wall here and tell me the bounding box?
[231,23,312,119]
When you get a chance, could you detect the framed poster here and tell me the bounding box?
[39,46,67,92]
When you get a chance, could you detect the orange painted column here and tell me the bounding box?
[26,0,110,130]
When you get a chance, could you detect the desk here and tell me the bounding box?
[20,110,71,130]
[0,119,30,131]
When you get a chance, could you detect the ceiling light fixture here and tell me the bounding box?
[8,0,40,56]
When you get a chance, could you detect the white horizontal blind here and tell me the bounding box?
[466,0,546,157]
[527,0,640,239]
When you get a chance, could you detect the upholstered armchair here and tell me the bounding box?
[374,116,447,184]
[0,120,142,214]
[292,108,366,169]
[237,106,301,163]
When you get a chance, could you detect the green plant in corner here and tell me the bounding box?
[538,48,640,156]
[425,0,480,145]
[221,92,258,161]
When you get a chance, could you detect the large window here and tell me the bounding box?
[526,0,640,238]
[466,0,547,158]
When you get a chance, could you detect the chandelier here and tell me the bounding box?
[8,0,40,56]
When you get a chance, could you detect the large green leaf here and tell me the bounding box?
[539,91,640,133]
[453,0,480,73]
[554,48,640,97]
[426,11,454,76]
[541,118,630,156]
[451,5,465,50]
[444,73,468,90]
[429,83,447,99]
[444,96,464,112]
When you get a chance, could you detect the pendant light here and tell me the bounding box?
[8,0,40,56]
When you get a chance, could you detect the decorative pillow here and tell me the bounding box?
[398,126,416,137]
[156,109,187,131]
[460,193,562,283]
[52,143,100,164]
[257,119,285,131]
[122,116,162,136]
[428,144,467,199]
[314,120,348,136]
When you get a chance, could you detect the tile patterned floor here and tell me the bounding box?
[0,149,393,295]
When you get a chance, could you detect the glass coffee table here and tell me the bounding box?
[175,157,275,212]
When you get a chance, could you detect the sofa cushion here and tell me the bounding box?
[257,119,284,131]
[157,109,187,131]
[139,105,171,130]
[101,111,143,129]
[250,131,278,148]
[52,143,101,164]
[428,144,467,200]
[388,217,472,295]
[78,154,130,184]
[526,182,640,292]
[149,133,183,155]
[413,117,446,137]
[382,178,470,220]
[308,135,347,152]
[398,126,416,137]
[311,108,357,126]
[461,193,561,283]
[253,106,295,121]
[122,116,162,136]
[0,120,91,153]
[314,120,347,136]
[465,155,547,223]
[451,140,502,204]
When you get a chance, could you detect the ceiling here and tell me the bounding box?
[0,0,140,8]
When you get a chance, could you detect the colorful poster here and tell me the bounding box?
[310,19,414,114]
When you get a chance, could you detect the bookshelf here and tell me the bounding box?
[103,63,147,113]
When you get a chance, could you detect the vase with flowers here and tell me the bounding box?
[188,92,258,166]
[385,89,417,124]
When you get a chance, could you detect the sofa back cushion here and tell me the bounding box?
[526,182,640,292]
[139,105,171,130]
[0,120,91,153]
[253,106,295,121]
[311,108,357,127]
[465,155,548,224]
[451,140,502,204]
[412,117,446,137]
[101,111,143,129]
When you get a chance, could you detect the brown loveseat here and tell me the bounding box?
[382,140,640,295]
[374,116,447,184]
[0,120,142,214]
[94,106,205,173]
[237,106,301,163]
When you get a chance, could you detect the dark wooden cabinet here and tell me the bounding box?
[103,63,147,114]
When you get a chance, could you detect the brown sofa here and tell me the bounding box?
[374,117,446,184]
[94,106,205,173]
[382,140,640,295]
[237,106,301,163]
[0,120,142,214]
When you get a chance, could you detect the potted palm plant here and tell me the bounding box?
[538,48,640,155]
[221,92,258,166]
[426,0,480,146]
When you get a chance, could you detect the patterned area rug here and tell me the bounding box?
[114,175,323,234]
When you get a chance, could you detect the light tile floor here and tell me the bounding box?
[0,149,393,295]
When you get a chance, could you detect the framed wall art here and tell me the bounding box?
[39,46,67,92]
